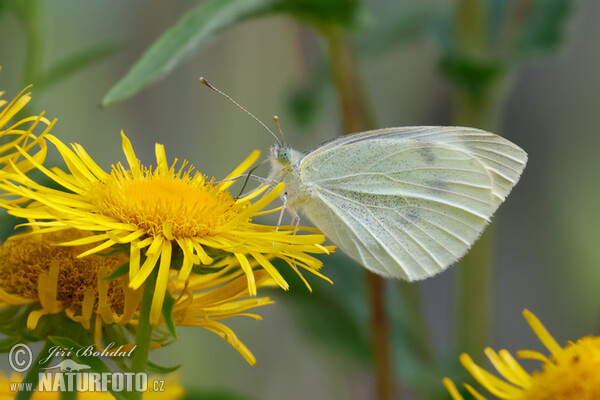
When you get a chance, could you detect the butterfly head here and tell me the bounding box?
[278,147,292,162]
[270,143,292,164]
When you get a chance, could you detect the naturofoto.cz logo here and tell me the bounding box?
[7,343,165,394]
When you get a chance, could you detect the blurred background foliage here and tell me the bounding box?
[0,0,598,399]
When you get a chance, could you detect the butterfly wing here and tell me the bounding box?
[297,127,527,281]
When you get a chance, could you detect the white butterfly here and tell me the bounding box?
[268,127,527,281]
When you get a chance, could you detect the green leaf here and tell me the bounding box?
[358,2,436,55]
[439,52,505,97]
[146,360,180,374]
[0,337,21,353]
[15,341,54,400]
[103,0,365,106]
[271,0,364,28]
[104,262,129,280]
[161,291,178,339]
[102,0,275,106]
[36,42,120,92]
[514,0,572,58]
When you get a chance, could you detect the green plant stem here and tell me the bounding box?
[324,27,375,133]
[398,281,434,368]
[130,268,158,399]
[324,26,394,400]
[20,0,43,87]
[59,373,78,400]
[454,0,500,359]
[15,340,54,400]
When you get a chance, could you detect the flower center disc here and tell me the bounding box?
[95,176,242,238]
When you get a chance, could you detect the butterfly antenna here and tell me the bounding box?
[273,115,285,145]
[200,77,281,145]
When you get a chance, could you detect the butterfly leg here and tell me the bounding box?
[271,192,288,247]
[286,208,307,283]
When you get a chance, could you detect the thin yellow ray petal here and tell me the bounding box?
[522,309,561,354]
[497,349,532,388]
[149,240,172,325]
[129,240,141,280]
[27,310,51,330]
[71,143,109,180]
[175,238,196,283]
[76,239,117,258]
[235,182,273,202]
[219,150,261,190]
[202,322,256,366]
[0,289,37,305]
[484,348,526,388]
[516,350,549,362]
[78,288,96,330]
[459,354,522,399]
[45,135,97,183]
[155,143,168,174]
[8,146,84,193]
[464,384,488,400]
[250,252,288,290]
[129,237,163,289]
[253,206,282,216]
[121,131,140,176]
[108,229,145,244]
[234,253,256,296]
[442,378,465,400]
[218,183,284,232]
[190,239,213,264]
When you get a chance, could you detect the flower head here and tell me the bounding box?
[443,309,600,400]
[0,133,332,324]
[0,229,137,331]
[0,230,279,363]
[0,84,53,174]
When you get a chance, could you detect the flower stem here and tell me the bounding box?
[130,266,158,399]
[22,0,42,88]
[453,0,503,359]
[366,272,394,400]
[59,373,78,400]
[323,26,394,400]
[15,340,54,400]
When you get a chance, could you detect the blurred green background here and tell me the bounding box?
[0,0,599,399]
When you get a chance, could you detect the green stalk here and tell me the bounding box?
[129,267,158,399]
[20,0,43,87]
[324,26,394,400]
[59,373,78,400]
[398,281,434,368]
[453,0,505,359]
[15,340,54,400]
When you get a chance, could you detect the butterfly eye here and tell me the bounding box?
[278,148,292,162]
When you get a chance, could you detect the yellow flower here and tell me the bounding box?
[0,133,332,324]
[443,309,600,400]
[0,229,138,331]
[168,265,276,365]
[0,372,184,399]
[0,85,53,174]
[0,230,277,363]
